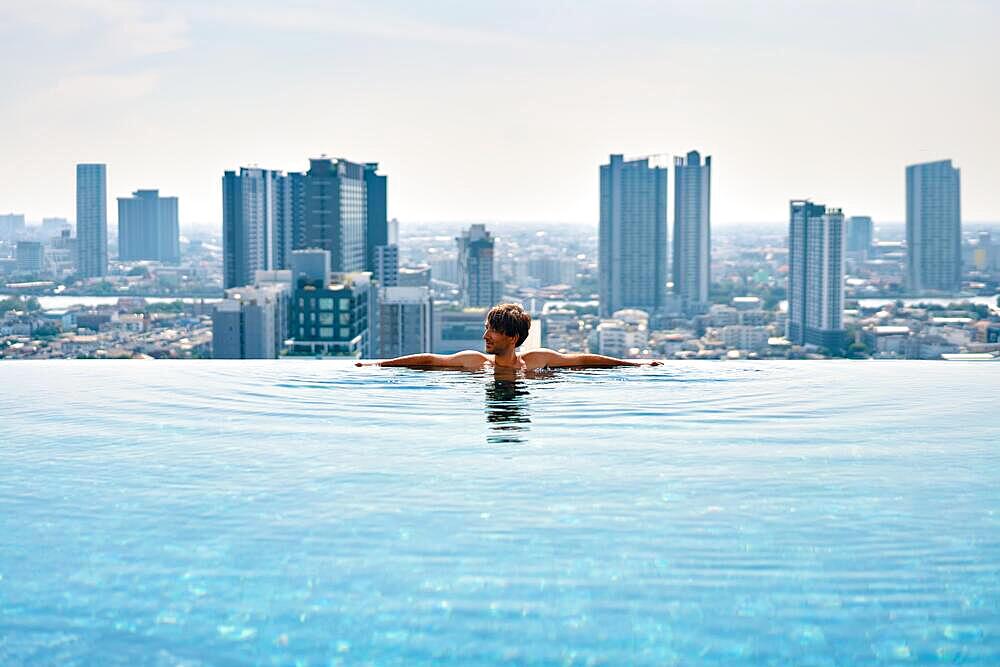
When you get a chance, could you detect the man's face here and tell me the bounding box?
[483,323,517,355]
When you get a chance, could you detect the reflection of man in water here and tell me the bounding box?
[484,376,532,444]
[357,303,661,370]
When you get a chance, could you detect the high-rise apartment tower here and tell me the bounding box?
[672,150,711,314]
[456,224,502,308]
[76,163,107,278]
[118,190,180,264]
[906,160,961,294]
[787,200,845,351]
[599,155,667,318]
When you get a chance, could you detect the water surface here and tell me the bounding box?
[1,361,997,665]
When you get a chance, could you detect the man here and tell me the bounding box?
[356,303,661,370]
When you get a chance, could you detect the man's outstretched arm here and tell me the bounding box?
[356,351,487,369]
[522,349,661,368]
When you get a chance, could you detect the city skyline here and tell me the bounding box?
[1,2,998,227]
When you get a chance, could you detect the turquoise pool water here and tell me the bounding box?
[1,361,998,665]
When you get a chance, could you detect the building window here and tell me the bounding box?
[339,313,351,325]
[319,327,333,338]
[319,298,333,311]
[319,313,333,325]
[339,298,351,310]
[339,327,350,338]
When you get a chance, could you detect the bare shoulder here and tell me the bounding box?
[451,350,491,369]
[520,348,561,369]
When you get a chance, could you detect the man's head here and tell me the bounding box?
[483,303,531,355]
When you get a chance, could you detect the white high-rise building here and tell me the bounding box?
[672,150,711,314]
[76,163,107,278]
[906,160,961,294]
[787,200,845,351]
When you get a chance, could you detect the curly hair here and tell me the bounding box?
[486,303,531,347]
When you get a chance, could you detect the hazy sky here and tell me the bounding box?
[1,1,998,230]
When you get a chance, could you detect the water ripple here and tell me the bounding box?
[1,360,998,665]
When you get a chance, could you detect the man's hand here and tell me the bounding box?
[646,360,662,366]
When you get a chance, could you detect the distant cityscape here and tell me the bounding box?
[1,153,998,360]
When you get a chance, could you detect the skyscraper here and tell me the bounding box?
[787,200,845,351]
[456,224,502,307]
[845,216,873,256]
[599,155,667,318]
[222,168,293,288]
[76,163,107,278]
[288,171,308,250]
[304,158,367,273]
[906,160,961,294]
[672,150,711,314]
[364,162,388,273]
[117,190,180,264]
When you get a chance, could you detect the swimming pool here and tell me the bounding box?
[1,361,997,664]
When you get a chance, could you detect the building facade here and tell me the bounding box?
[377,286,433,358]
[222,168,296,288]
[906,160,961,294]
[398,264,431,287]
[76,163,107,278]
[787,200,845,351]
[0,214,27,241]
[374,244,399,287]
[599,154,667,317]
[15,241,44,274]
[365,163,388,274]
[304,158,367,274]
[212,280,290,359]
[118,190,180,264]
[287,249,375,357]
[846,216,873,256]
[672,150,711,314]
[456,224,502,308]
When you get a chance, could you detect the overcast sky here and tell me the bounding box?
[1,1,998,230]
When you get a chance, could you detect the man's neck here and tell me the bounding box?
[492,349,520,368]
